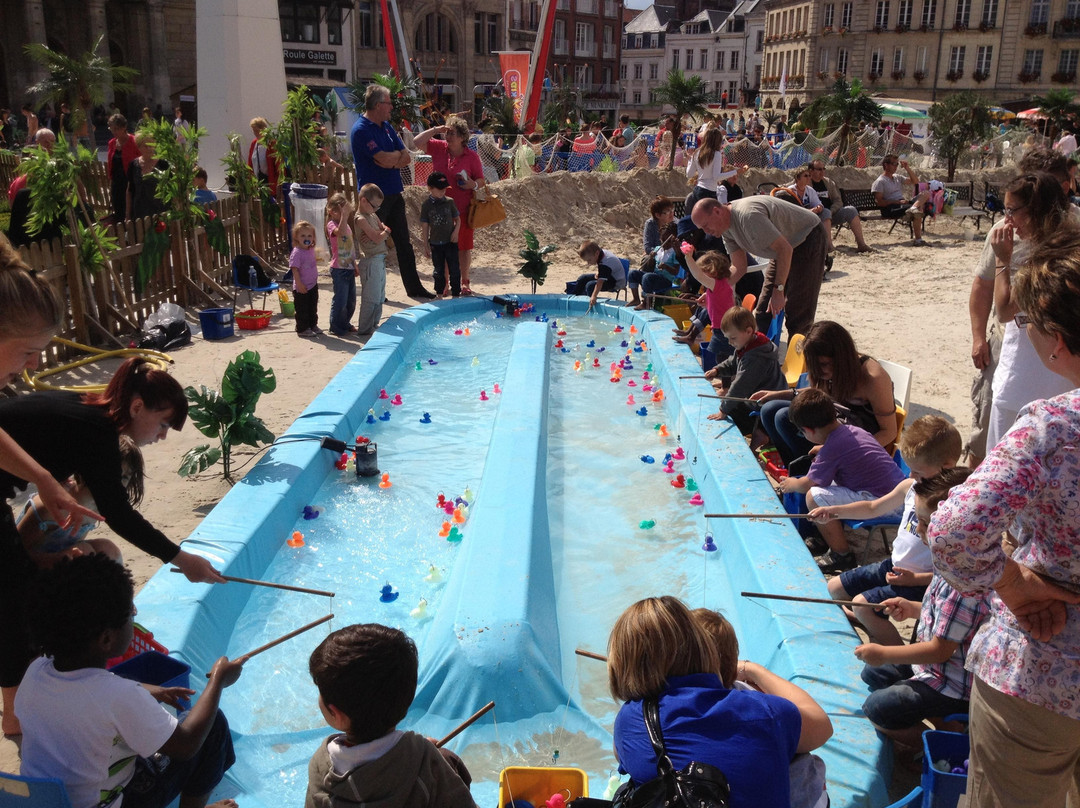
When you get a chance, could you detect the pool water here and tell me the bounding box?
[218,311,745,806]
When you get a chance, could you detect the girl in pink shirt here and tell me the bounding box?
[682,247,736,362]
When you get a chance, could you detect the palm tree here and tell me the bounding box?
[1033,88,1080,141]
[25,35,137,145]
[347,72,423,130]
[480,96,526,138]
[542,85,585,132]
[928,91,992,180]
[651,69,709,169]
[797,78,882,165]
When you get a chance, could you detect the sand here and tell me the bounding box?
[0,164,1003,775]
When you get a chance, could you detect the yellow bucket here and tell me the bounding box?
[497,766,589,807]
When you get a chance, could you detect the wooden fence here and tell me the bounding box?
[15,194,290,369]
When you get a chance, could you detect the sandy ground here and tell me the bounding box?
[0,165,1002,786]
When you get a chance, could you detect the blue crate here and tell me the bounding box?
[921,730,969,808]
[111,651,192,709]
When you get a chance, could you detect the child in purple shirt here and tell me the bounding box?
[780,388,906,573]
[290,220,321,337]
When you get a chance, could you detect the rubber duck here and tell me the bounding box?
[671,474,686,489]
[613,325,624,333]
[609,361,618,373]
[627,380,637,387]
[702,533,717,552]
[592,358,600,368]
[643,384,654,393]
[633,345,644,353]
[673,447,685,460]
[560,347,570,353]
[587,340,595,347]
[436,493,447,509]
[428,358,438,365]
[366,409,376,424]
[550,320,558,328]
[454,329,463,335]
[414,361,422,371]
[454,496,467,507]
[653,423,662,431]
[636,406,648,416]
[479,390,489,401]
[379,410,391,421]
[659,425,670,438]
[680,240,694,255]
[420,413,432,423]
[472,356,480,366]
[686,477,699,491]
[410,598,429,619]
[493,384,502,394]
[424,565,443,582]
[463,486,474,504]
[663,453,673,464]
[464,328,471,336]
[627,394,636,405]
[302,505,320,520]
[379,388,389,399]
[545,793,568,808]
[356,436,370,445]
[639,519,656,529]
[574,360,583,372]
[663,462,675,474]
[646,363,653,372]
[391,394,403,406]
[629,325,638,335]
[379,473,392,488]
[624,361,634,371]
[443,501,455,514]
[438,522,452,537]
[554,339,564,348]
[379,583,398,602]
[617,358,626,369]
[287,531,305,547]
[334,452,348,471]
[452,507,467,524]
[447,526,463,543]
[620,340,629,348]
[495,311,502,318]
[557,330,567,336]
[688,492,704,505]
[651,389,664,402]
[640,455,654,464]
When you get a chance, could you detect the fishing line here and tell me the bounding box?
[743,596,860,651]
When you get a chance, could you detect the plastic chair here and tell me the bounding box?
[878,358,913,410]
[741,293,756,311]
[756,182,779,195]
[845,407,907,563]
[231,255,279,314]
[617,258,631,301]
[781,334,806,388]
[766,310,785,345]
[0,772,73,808]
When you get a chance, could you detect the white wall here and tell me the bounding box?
[197,0,288,188]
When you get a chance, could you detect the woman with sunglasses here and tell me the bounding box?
[982,172,1079,448]
[930,225,1080,808]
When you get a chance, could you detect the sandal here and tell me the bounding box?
[461,285,474,296]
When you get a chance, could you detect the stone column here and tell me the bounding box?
[146,0,171,109]
[23,0,49,89]
[86,0,114,105]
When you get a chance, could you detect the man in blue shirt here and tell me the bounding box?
[350,85,436,299]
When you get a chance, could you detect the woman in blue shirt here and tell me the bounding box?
[608,596,833,808]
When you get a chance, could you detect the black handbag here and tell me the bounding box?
[610,699,731,808]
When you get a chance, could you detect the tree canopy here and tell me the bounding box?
[651,70,709,168]
[928,91,993,181]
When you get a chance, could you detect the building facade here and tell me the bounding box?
[620,4,682,119]
[664,4,765,108]
[759,0,1080,108]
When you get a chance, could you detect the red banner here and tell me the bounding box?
[379,0,398,76]
[498,52,530,125]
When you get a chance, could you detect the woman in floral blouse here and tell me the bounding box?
[929,225,1080,808]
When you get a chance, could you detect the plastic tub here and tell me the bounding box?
[236,309,273,330]
[497,767,589,808]
[921,730,969,808]
[111,650,192,709]
[199,307,234,340]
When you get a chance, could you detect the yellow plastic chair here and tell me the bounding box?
[781,334,806,388]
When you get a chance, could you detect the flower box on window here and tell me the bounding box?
[895,23,910,32]
[1017,70,1041,82]
[1024,22,1047,35]
[913,69,927,81]
[1052,70,1077,83]
[972,69,990,82]
[892,69,906,80]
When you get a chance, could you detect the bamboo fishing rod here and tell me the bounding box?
[435,701,496,748]
[207,614,334,677]
[741,591,885,609]
[575,648,608,662]
[703,512,813,519]
[697,393,758,404]
[170,568,335,598]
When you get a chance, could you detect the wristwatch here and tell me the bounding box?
[775,283,786,292]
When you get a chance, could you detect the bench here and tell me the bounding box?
[839,182,990,237]
[838,188,912,237]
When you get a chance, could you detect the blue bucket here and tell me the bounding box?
[291,183,329,199]
[199,307,234,340]
[111,650,192,709]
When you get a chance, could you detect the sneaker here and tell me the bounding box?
[311,326,325,335]
[803,533,829,556]
[297,329,317,337]
[817,549,857,574]
[912,238,928,247]
[824,253,835,274]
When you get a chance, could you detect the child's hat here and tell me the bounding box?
[427,171,450,189]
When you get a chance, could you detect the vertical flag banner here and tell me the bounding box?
[498,52,531,125]
[379,0,398,76]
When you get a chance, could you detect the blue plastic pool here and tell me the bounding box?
[134,296,888,807]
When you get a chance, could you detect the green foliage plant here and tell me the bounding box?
[518,229,556,293]
[798,78,882,165]
[1033,88,1080,141]
[266,86,322,179]
[651,70,710,169]
[179,350,277,482]
[350,72,424,130]
[928,91,993,180]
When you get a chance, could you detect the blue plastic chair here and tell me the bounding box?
[766,310,785,345]
[617,258,631,302]
[231,255,279,315]
[0,773,73,808]
[844,448,909,563]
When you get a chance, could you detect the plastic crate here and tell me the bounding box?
[236,309,272,330]
[106,623,168,668]
[198,307,234,340]
[921,730,969,808]
[756,446,789,479]
[498,766,589,808]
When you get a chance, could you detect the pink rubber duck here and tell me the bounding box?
[479,390,489,401]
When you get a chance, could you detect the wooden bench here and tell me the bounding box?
[840,182,990,236]
[838,188,912,237]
